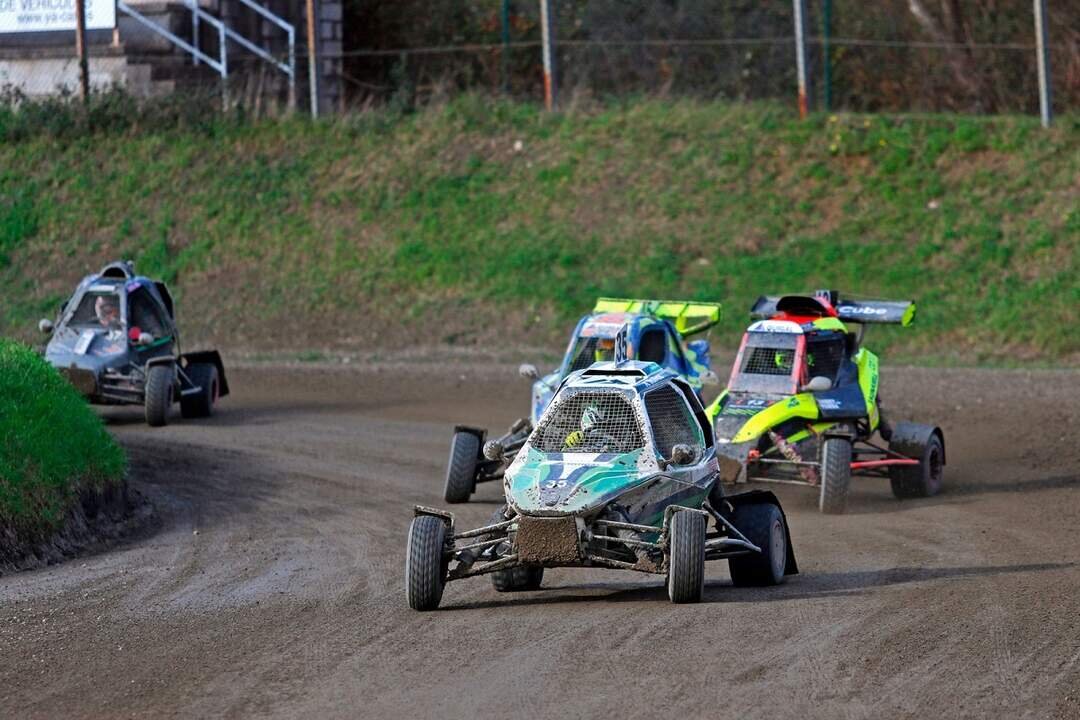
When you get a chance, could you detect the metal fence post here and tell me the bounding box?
[75,0,90,102]
[288,26,297,110]
[822,0,832,111]
[1033,0,1053,127]
[793,0,810,119]
[501,0,511,94]
[539,0,557,111]
[306,0,320,118]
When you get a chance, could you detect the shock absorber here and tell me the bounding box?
[769,430,819,485]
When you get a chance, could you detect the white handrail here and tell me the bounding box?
[117,0,224,75]
[119,0,296,105]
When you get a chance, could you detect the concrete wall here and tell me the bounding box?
[0,48,157,97]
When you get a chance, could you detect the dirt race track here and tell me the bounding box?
[3,362,1080,719]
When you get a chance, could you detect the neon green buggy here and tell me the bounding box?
[707,291,945,514]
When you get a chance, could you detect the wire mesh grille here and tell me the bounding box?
[743,347,795,376]
[533,390,644,454]
[806,340,845,382]
[644,386,702,458]
[566,337,600,372]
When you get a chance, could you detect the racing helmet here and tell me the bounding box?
[581,404,604,432]
[594,338,615,362]
[95,295,120,326]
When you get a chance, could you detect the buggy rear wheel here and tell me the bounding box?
[728,503,787,587]
[492,565,544,592]
[890,433,944,499]
[819,437,852,514]
[144,364,174,427]
[667,510,706,604]
[180,363,219,419]
[444,431,479,504]
[405,515,449,611]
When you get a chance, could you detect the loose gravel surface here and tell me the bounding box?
[2,362,1079,719]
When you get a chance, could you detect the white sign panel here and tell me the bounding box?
[0,0,116,34]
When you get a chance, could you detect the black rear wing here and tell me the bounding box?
[833,297,916,326]
[750,291,916,326]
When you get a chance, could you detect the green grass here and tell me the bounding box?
[0,96,1077,365]
[0,339,126,536]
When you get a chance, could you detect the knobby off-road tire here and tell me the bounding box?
[491,565,544,592]
[443,432,479,504]
[890,433,944,499]
[406,515,449,611]
[144,364,174,427]
[728,503,788,587]
[667,510,706,604]
[819,437,852,514]
[180,364,219,419]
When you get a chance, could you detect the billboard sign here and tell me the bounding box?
[0,0,116,34]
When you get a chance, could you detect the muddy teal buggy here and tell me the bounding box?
[443,298,722,504]
[407,361,797,609]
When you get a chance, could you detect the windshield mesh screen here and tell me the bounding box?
[743,347,795,375]
[644,386,702,458]
[807,340,845,381]
[534,390,644,453]
[567,338,599,372]
[69,291,121,329]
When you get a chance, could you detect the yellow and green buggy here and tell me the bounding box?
[707,291,945,514]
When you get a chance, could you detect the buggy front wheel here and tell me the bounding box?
[667,510,706,604]
[144,364,174,427]
[444,431,479,504]
[406,516,449,611]
[819,437,852,514]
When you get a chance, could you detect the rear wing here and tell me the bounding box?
[593,297,722,336]
[833,297,916,326]
[750,292,916,326]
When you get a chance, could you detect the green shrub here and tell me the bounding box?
[0,339,126,533]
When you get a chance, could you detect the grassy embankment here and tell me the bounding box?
[0,96,1077,365]
[0,339,126,544]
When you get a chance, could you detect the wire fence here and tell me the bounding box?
[0,0,1076,124]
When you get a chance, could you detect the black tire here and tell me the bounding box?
[180,364,219,419]
[491,565,544,592]
[667,510,706,604]
[144,364,174,427]
[819,437,852,514]
[728,503,788,587]
[444,431,479,504]
[405,515,449,611]
[890,433,944,499]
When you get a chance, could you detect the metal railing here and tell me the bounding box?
[116,0,295,107]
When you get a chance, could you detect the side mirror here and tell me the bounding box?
[483,440,506,462]
[38,319,54,334]
[518,363,539,381]
[802,376,832,392]
[700,369,720,387]
[667,443,695,467]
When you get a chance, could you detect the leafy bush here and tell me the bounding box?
[0,339,126,534]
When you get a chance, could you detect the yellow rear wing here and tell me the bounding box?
[593,298,722,336]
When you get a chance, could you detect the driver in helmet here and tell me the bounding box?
[593,338,616,363]
[564,404,607,450]
[95,295,121,330]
